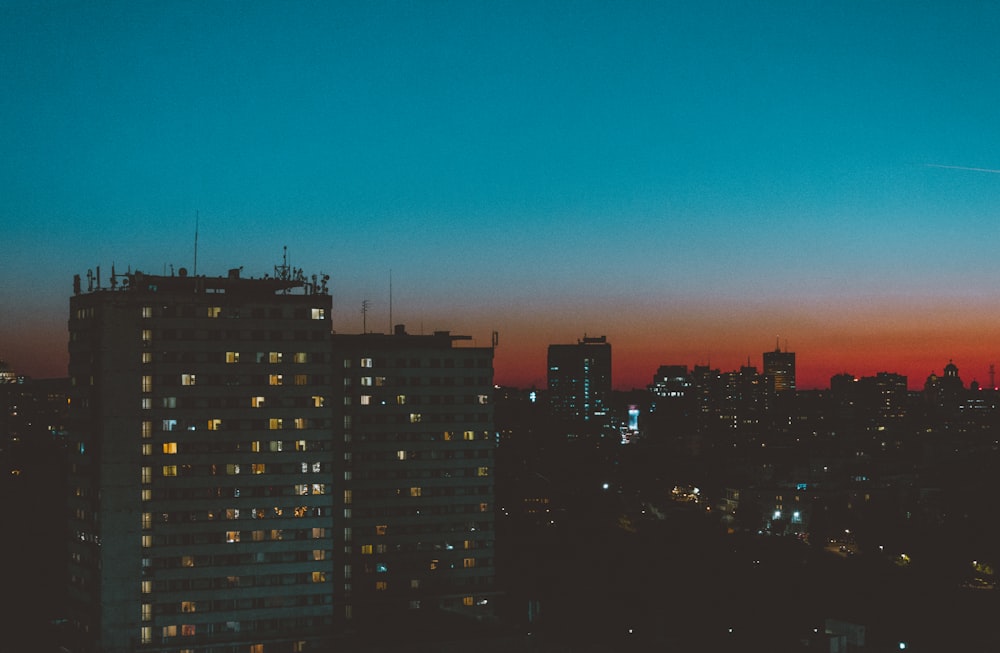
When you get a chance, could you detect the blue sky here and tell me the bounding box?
[4,1,1000,387]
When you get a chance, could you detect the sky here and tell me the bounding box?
[3,1,1000,390]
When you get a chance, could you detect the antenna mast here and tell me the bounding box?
[194,211,199,276]
[361,300,370,334]
[389,269,393,332]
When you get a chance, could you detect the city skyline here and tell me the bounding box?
[5,2,1000,390]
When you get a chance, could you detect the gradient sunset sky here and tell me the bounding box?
[3,2,1000,390]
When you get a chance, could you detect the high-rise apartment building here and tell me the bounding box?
[330,326,496,626]
[763,344,796,395]
[66,267,335,653]
[547,336,611,423]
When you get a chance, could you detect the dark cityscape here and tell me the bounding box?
[6,3,1000,652]
[2,264,1000,652]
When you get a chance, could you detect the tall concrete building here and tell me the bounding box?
[66,266,335,653]
[330,326,496,627]
[547,335,611,423]
[763,343,796,395]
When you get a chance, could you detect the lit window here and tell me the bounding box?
[142,513,152,529]
[162,465,177,477]
[142,603,152,622]
[142,421,152,438]
[142,535,152,548]
[163,442,178,454]
[162,419,177,432]
[226,351,240,363]
[294,418,306,429]
[207,306,221,318]
[141,467,152,483]
[141,580,152,594]
[343,489,352,505]
[463,557,476,568]
[312,396,325,407]
[311,308,325,320]
[251,463,266,474]
[479,503,489,512]
[269,418,283,430]
[141,306,153,318]
[269,440,283,452]
[312,527,325,539]
[396,395,406,405]
[360,544,373,555]
[162,397,176,408]
[397,450,406,461]
[361,358,373,368]
[226,464,240,475]
[463,431,475,441]
[141,375,152,392]
[361,376,373,386]
[463,596,474,606]
[478,394,489,404]
[375,581,388,591]
[410,413,422,423]
[313,483,324,495]
[477,467,489,477]
[443,431,453,441]
[226,531,240,543]
[294,374,308,385]
[141,329,152,343]
[182,556,194,567]
[294,352,308,363]
[270,530,283,541]
[315,550,327,561]
[142,352,153,364]
[251,441,261,452]
[252,396,265,408]
[312,571,326,583]
[208,419,222,431]
[141,397,152,410]
[181,601,196,613]
[141,444,152,456]
[410,487,422,497]
[252,530,265,541]
[360,395,371,406]
[141,626,152,644]
[295,440,307,451]
[375,524,388,536]
[269,374,283,386]
[343,358,352,368]
[181,373,196,386]
[430,559,439,570]
[269,352,282,363]
[142,489,151,501]
[374,377,386,386]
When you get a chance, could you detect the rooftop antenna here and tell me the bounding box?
[361,300,370,333]
[194,211,199,276]
[389,269,393,333]
[775,336,780,352]
[990,364,996,390]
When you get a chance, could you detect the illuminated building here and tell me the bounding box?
[763,344,796,395]
[66,266,335,653]
[547,335,611,423]
[330,326,496,626]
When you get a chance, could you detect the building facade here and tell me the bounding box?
[330,326,496,627]
[763,345,796,396]
[546,336,611,424]
[66,267,335,653]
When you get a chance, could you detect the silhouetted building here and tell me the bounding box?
[547,336,611,424]
[65,266,335,653]
[924,360,965,420]
[763,344,796,395]
[330,326,496,626]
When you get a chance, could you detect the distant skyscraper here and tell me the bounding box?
[763,343,796,395]
[547,335,611,422]
[66,267,335,653]
[329,326,496,625]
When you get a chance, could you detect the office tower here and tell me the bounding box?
[763,343,796,395]
[66,267,335,653]
[547,335,611,423]
[330,326,496,627]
